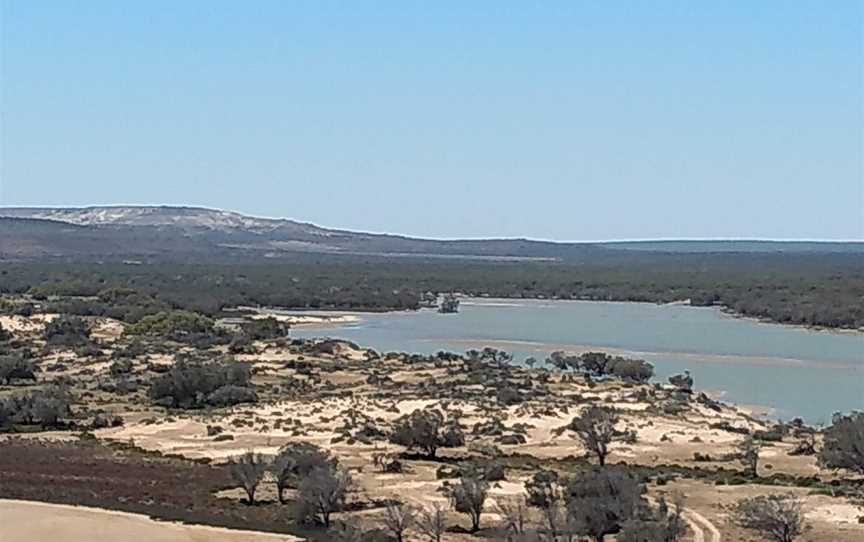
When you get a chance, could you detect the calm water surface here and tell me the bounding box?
[290,299,863,424]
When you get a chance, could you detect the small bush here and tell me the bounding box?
[43,316,91,347]
[125,311,214,337]
[149,360,255,409]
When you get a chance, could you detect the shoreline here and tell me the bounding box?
[237,297,864,336]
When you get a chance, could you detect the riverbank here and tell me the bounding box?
[286,298,864,424]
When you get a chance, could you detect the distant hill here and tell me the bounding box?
[1,206,861,261]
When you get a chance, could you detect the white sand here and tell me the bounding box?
[0,499,302,542]
[0,314,56,333]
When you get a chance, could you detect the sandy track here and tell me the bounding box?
[0,499,302,542]
[684,509,721,542]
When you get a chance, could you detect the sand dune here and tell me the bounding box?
[0,499,302,542]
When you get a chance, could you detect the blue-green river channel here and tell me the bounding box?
[290,298,863,424]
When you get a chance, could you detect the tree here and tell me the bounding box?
[297,465,352,528]
[389,408,464,459]
[271,442,335,504]
[149,359,255,409]
[607,357,654,383]
[668,371,693,393]
[416,502,448,542]
[524,469,565,538]
[731,494,806,542]
[242,317,290,340]
[9,385,73,427]
[481,347,514,368]
[0,323,11,342]
[579,352,613,377]
[819,412,864,474]
[565,467,644,542]
[0,355,36,385]
[228,451,268,505]
[737,436,762,477]
[546,351,581,372]
[43,316,91,347]
[618,494,686,542]
[496,496,529,537]
[381,502,415,542]
[564,406,620,466]
[125,310,214,337]
[789,430,817,456]
[445,473,489,532]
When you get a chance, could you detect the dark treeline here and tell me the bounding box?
[0,250,862,328]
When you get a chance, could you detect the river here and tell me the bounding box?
[288,298,863,424]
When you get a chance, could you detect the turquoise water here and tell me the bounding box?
[290,299,864,424]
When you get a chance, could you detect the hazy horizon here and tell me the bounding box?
[3,202,863,243]
[2,2,862,241]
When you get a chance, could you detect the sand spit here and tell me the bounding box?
[0,499,302,542]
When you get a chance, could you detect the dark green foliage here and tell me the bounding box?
[0,323,11,342]
[525,470,564,509]
[445,472,489,532]
[565,467,645,542]
[737,436,762,477]
[41,288,171,323]
[113,340,148,359]
[271,442,336,503]
[496,386,524,405]
[148,360,255,409]
[607,357,654,383]
[381,502,415,542]
[126,311,214,337]
[563,406,620,466]
[0,386,72,430]
[479,347,513,367]
[548,351,653,382]
[228,334,255,354]
[546,351,582,372]
[109,358,134,376]
[580,352,614,377]
[753,429,784,442]
[618,495,686,542]
[389,408,464,458]
[228,451,268,505]
[43,316,91,347]
[0,354,37,384]
[296,464,353,528]
[525,469,566,537]
[241,317,290,340]
[731,494,806,542]
[2,252,862,328]
[668,372,693,393]
[819,412,864,474]
[205,385,257,407]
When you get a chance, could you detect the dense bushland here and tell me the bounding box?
[0,250,862,328]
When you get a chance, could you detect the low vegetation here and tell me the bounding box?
[2,253,863,328]
[0,288,862,541]
[149,359,256,408]
[819,412,864,474]
[389,408,465,459]
[731,494,807,542]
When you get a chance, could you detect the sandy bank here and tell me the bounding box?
[0,499,302,542]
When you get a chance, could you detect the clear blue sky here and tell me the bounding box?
[1,1,861,240]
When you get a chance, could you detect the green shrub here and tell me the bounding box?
[126,311,214,337]
[149,360,255,409]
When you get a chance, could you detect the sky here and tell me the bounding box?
[1,1,862,241]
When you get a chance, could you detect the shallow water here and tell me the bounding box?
[289,298,864,424]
